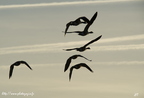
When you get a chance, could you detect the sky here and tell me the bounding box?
[0,0,144,98]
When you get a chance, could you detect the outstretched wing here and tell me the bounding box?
[63,48,77,51]
[69,66,74,81]
[65,31,82,34]
[77,55,92,61]
[83,12,98,31]
[81,63,93,72]
[83,35,102,47]
[64,58,72,72]
[79,16,90,23]
[64,23,70,35]
[9,65,14,79]
[21,61,32,70]
[89,12,98,25]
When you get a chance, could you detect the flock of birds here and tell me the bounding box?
[9,11,102,81]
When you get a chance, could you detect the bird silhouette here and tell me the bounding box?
[65,12,98,36]
[9,61,32,79]
[69,63,93,81]
[64,16,90,35]
[64,54,92,72]
[63,35,102,52]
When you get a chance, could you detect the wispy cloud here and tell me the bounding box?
[0,34,144,55]
[92,61,144,66]
[99,34,144,44]
[0,0,133,9]
[1,61,143,70]
[92,44,144,51]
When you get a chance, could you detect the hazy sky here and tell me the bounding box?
[0,0,144,98]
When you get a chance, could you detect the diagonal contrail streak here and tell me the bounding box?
[1,61,144,69]
[0,34,144,55]
[92,44,144,51]
[0,44,144,55]
[0,0,133,9]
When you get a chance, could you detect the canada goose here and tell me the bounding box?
[64,54,92,72]
[64,16,90,35]
[69,63,93,81]
[9,61,32,79]
[63,35,102,52]
[65,12,98,36]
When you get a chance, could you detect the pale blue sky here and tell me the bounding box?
[0,0,144,98]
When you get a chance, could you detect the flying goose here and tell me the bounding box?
[63,35,102,52]
[65,12,98,36]
[9,61,32,79]
[69,63,93,81]
[64,16,90,35]
[64,54,92,72]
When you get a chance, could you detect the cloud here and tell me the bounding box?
[0,34,144,55]
[0,0,133,9]
[0,44,144,55]
[91,44,144,51]
[1,61,143,70]
[98,34,144,44]
[92,61,144,66]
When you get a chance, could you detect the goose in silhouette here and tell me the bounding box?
[9,61,32,79]
[65,12,98,36]
[63,35,102,52]
[64,16,90,35]
[64,54,92,72]
[69,63,93,81]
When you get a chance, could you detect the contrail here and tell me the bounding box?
[92,44,144,52]
[92,61,144,66]
[0,0,133,9]
[99,34,144,44]
[1,61,143,69]
[0,34,143,55]
[0,44,144,55]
